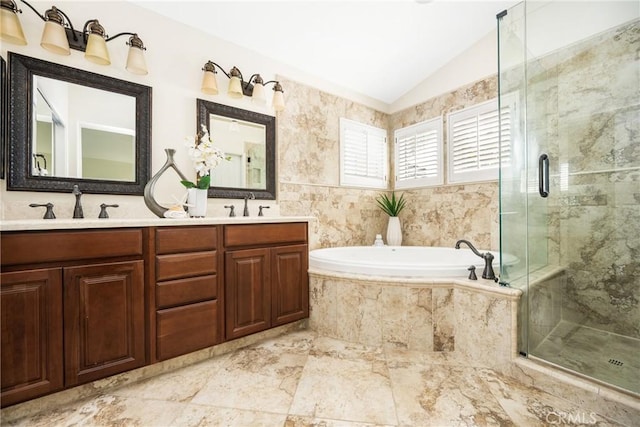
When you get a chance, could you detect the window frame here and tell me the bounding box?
[339,117,388,189]
[446,96,514,184]
[393,116,444,189]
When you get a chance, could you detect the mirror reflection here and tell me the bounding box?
[8,52,151,195]
[33,76,136,181]
[196,99,276,200]
[209,114,266,190]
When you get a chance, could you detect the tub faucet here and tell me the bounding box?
[455,239,496,280]
[72,185,84,219]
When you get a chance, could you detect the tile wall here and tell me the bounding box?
[278,76,501,251]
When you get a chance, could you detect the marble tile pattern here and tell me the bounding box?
[277,76,500,251]
[532,320,640,394]
[308,272,519,371]
[389,77,501,251]
[525,268,565,352]
[527,19,640,339]
[4,330,638,427]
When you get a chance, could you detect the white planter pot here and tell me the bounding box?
[187,188,208,218]
[386,216,402,246]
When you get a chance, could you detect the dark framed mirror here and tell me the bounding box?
[196,99,276,200]
[1,56,7,180]
[7,52,151,194]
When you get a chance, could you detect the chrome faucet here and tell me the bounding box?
[455,239,496,280]
[72,185,84,219]
[243,192,255,217]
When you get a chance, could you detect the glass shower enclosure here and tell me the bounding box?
[498,1,639,394]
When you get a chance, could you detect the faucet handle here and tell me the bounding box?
[29,203,56,219]
[467,265,478,280]
[258,205,270,216]
[98,203,119,219]
[224,205,236,217]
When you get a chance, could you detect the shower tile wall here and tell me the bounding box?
[528,19,640,339]
[278,76,502,251]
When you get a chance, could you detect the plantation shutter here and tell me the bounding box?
[340,118,388,188]
[447,97,513,183]
[394,117,443,188]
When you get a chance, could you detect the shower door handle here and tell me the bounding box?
[538,153,549,198]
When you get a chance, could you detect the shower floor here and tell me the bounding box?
[532,320,640,394]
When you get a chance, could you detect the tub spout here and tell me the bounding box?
[455,239,496,280]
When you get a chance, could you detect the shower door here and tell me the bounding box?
[498,1,639,394]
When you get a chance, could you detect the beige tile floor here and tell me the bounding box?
[3,330,639,427]
[532,321,640,394]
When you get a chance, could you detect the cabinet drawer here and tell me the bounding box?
[156,300,218,361]
[224,223,307,247]
[1,229,143,266]
[156,227,217,254]
[156,275,217,309]
[156,251,217,281]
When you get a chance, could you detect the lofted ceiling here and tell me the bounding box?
[133,0,519,105]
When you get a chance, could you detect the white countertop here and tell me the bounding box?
[0,216,316,232]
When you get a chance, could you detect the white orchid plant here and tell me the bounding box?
[181,124,229,189]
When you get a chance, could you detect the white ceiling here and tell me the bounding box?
[134,0,519,105]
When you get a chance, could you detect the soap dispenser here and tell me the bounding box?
[373,234,384,247]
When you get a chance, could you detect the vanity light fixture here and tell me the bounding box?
[0,0,148,75]
[0,0,26,45]
[201,60,285,112]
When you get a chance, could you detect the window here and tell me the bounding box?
[340,118,388,188]
[447,97,513,183]
[394,117,443,189]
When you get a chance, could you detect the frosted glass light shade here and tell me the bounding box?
[40,21,70,55]
[125,45,148,75]
[272,89,285,112]
[85,33,111,65]
[251,83,266,105]
[201,70,218,95]
[1,7,27,45]
[227,75,243,99]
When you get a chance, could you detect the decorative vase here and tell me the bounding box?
[386,216,402,246]
[143,149,190,218]
[187,188,208,218]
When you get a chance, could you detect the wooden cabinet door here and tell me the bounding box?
[64,261,145,386]
[225,248,271,340]
[1,268,64,407]
[271,244,309,326]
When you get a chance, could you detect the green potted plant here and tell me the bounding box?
[376,192,406,246]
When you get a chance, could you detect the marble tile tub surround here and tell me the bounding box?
[277,76,500,251]
[308,270,521,372]
[3,330,639,427]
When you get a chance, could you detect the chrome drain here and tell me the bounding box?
[608,359,624,366]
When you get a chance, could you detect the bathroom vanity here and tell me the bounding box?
[0,218,311,407]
